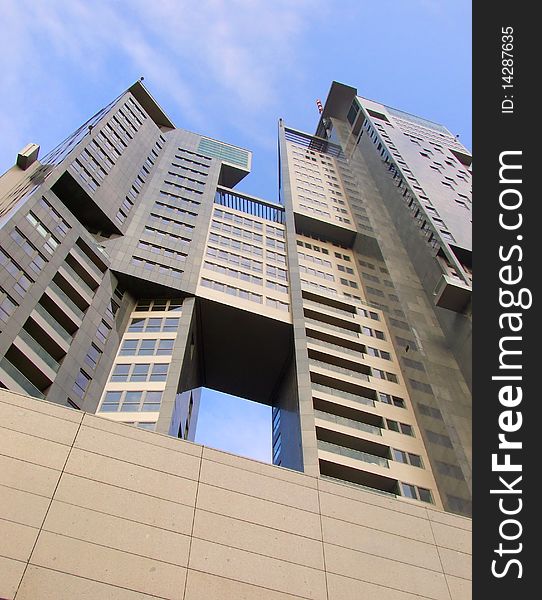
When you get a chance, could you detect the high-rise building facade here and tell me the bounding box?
[0,80,471,519]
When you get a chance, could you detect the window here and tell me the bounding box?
[0,288,18,324]
[25,212,60,254]
[143,390,162,411]
[409,379,433,394]
[436,461,464,480]
[73,370,91,398]
[386,419,413,436]
[393,449,423,468]
[417,403,443,420]
[100,391,122,411]
[150,363,169,382]
[111,364,130,382]
[379,392,406,408]
[85,344,102,369]
[127,317,180,333]
[96,320,112,344]
[426,430,453,448]
[10,228,48,274]
[400,482,433,504]
[110,362,169,383]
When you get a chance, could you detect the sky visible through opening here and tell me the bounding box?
[0,0,471,462]
[195,389,272,463]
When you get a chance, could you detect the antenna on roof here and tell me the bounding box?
[316,99,323,114]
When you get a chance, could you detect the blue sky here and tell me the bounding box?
[0,0,471,462]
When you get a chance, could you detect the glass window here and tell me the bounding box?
[150,363,169,382]
[146,318,161,332]
[401,483,417,499]
[128,318,145,332]
[157,339,174,355]
[85,344,102,369]
[73,370,91,398]
[142,390,162,411]
[139,339,157,355]
[417,487,433,503]
[163,318,179,331]
[121,391,142,411]
[119,339,138,355]
[111,364,130,382]
[386,419,400,433]
[96,320,111,344]
[393,397,406,409]
[409,453,423,468]
[101,391,121,411]
[131,364,150,381]
[400,423,414,436]
[135,301,151,312]
[393,449,409,463]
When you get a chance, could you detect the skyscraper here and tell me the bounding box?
[0,80,471,518]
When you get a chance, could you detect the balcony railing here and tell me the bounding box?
[48,282,85,319]
[317,440,389,468]
[320,474,396,498]
[16,329,60,373]
[33,304,73,343]
[314,410,382,436]
[0,358,44,399]
[312,383,375,407]
[70,244,105,278]
[304,300,355,319]
[308,337,364,359]
[310,359,370,382]
[305,318,359,338]
[61,263,96,297]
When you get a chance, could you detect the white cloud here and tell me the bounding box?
[0,0,327,168]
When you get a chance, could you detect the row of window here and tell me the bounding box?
[10,229,48,274]
[371,368,398,383]
[128,316,180,333]
[110,362,170,383]
[163,178,204,197]
[134,299,183,312]
[297,250,332,268]
[0,249,33,298]
[149,212,195,232]
[131,256,182,278]
[205,246,263,273]
[170,161,208,178]
[119,338,175,356]
[0,287,18,325]
[299,263,334,281]
[296,239,330,254]
[117,139,164,224]
[38,197,71,237]
[367,347,391,360]
[136,240,187,261]
[144,226,191,247]
[203,261,263,286]
[213,208,264,232]
[154,200,198,219]
[173,153,210,170]
[100,390,163,413]
[159,189,201,207]
[166,171,206,190]
[26,211,61,253]
[211,219,264,244]
[200,278,289,311]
